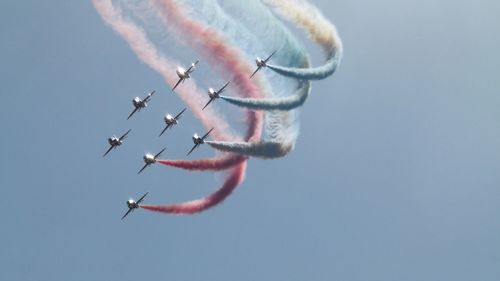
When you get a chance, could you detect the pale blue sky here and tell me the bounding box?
[1,0,499,280]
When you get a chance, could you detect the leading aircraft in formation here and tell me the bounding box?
[203,81,230,110]
[138,147,166,174]
[187,128,214,156]
[159,108,186,136]
[121,192,149,220]
[127,90,156,120]
[103,129,131,157]
[172,60,199,92]
[250,50,277,79]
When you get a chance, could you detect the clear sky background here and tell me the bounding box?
[1,0,499,280]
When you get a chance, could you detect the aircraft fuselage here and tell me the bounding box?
[208,88,219,99]
[176,68,190,79]
[192,134,204,145]
[127,199,139,209]
[133,97,147,108]
[108,137,121,146]
[143,153,156,164]
[164,114,177,125]
[256,57,267,67]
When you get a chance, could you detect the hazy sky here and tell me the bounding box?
[1,0,499,280]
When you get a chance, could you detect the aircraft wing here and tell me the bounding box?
[202,97,215,110]
[172,78,183,92]
[202,128,214,140]
[103,145,114,157]
[138,163,149,174]
[127,107,139,120]
[187,144,199,156]
[186,60,199,73]
[264,50,277,63]
[119,129,131,140]
[137,192,149,205]
[143,90,155,102]
[159,124,171,137]
[121,208,133,220]
[218,81,230,94]
[174,108,187,120]
[155,147,166,159]
[249,66,261,79]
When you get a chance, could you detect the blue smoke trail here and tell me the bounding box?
[264,0,343,80]
[267,49,341,80]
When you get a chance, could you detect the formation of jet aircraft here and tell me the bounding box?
[103,53,277,219]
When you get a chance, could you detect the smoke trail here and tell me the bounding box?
[141,161,246,214]
[206,141,293,159]
[157,154,247,171]
[155,0,313,112]
[264,0,343,81]
[219,80,310,111]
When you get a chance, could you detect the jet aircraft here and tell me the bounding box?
[159,108,186,136]
[103,129,131,157]
[138,147,166,174]
[250,50,277,79]
[202,81,230,110]
[187,128,214,156]
[121,192,149,220]
[172,60,199,91]
[127,90,155,120]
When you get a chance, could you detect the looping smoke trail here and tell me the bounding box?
[206,141,293,159]
[157,154,247,171]
[264,0,343,81]
[219,80,311,111]
[140,162,246,214]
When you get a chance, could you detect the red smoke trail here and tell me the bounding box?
[157,154,247,171]
[141,162,246,214]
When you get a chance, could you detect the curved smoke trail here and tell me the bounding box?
[195,0,343,110]
[204,0,314,111]
[206,141,293,159]
[141,162,246,214]
[265,0,343,80]
[220,80,310,111]
[157,154,247,171]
